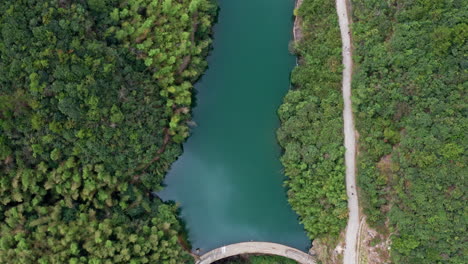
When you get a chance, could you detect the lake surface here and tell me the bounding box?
[159,0,310,252]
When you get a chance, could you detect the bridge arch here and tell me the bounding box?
[195,242,316,264]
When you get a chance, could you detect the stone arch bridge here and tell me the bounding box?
[195,242,316,264]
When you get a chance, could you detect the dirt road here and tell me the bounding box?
[335,0,359,263]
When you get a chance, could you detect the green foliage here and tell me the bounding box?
[352,0,467,263]
[108,0,216,139]
[248,255,297,264]
[277,0,347,240]
[0,0,215,262]
[0,199,192,264]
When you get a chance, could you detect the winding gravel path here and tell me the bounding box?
[335,0,359,263]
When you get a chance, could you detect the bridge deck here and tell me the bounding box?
[196,242,316,264]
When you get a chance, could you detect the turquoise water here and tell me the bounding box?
[159,0,310,252]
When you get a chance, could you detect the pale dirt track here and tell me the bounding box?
[336,0,359,263]
[195,242,316,264]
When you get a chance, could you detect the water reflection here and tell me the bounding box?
[158,0,310,252]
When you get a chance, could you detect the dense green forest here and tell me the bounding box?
[0,0,216,263]
[277,0,347,242]
[352,0,467,263]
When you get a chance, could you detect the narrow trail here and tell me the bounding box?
[335,0,359,263]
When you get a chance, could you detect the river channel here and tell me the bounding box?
[159,0,310,252]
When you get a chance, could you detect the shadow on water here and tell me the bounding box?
[188,5,220,113]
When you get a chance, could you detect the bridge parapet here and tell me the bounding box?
[196,242,316,264]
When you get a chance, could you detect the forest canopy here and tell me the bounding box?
[277,0,347,243]
[352,0,467,262]
[0,0,216,263]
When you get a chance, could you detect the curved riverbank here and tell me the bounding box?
[277,0,347,250]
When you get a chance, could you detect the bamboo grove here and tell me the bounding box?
[0,0,216,263]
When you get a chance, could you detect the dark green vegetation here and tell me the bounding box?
[0,0,215,263]
[214,255,297,264]
[277,0,347,241]
[352,0,467,263]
